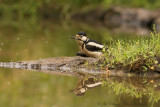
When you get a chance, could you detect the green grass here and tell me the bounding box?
[103,28,160,72]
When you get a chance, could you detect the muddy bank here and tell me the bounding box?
[0,56,109,77]
[72,7,160,34]
[0,56,160,78]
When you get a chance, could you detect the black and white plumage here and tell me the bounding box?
[82,39,104,58]
[71,32,105,58]
[82,39,103,51]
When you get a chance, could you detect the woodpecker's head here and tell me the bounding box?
[71,32,88,42]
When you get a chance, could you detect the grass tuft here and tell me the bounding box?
[103,29,160,72]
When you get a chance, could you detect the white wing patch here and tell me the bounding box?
[87,42,104,49]
[86,82,102,88]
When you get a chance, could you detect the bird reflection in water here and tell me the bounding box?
[70,77,102,96]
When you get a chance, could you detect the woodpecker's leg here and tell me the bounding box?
[76,52,88,57]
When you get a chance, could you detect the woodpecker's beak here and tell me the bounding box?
[70,36,78,40]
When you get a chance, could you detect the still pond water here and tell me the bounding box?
[0,19,160,107]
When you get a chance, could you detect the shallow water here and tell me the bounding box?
[1,68,160,107]
[0,19,160,107]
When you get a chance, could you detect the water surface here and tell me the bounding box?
[0,19,159,107]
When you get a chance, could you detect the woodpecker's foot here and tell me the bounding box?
[76,52,88,57]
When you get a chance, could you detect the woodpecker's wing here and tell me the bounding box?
[85,39,104,52]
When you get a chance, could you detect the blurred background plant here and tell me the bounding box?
[0,0,160,20]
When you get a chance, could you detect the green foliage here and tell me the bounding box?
[0,0,160,19]
[104,30,160,72]
[102,0,160,9]
[0,0,103,19]
[0,0,41,19]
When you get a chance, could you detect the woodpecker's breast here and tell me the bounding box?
[76,40,83,52]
